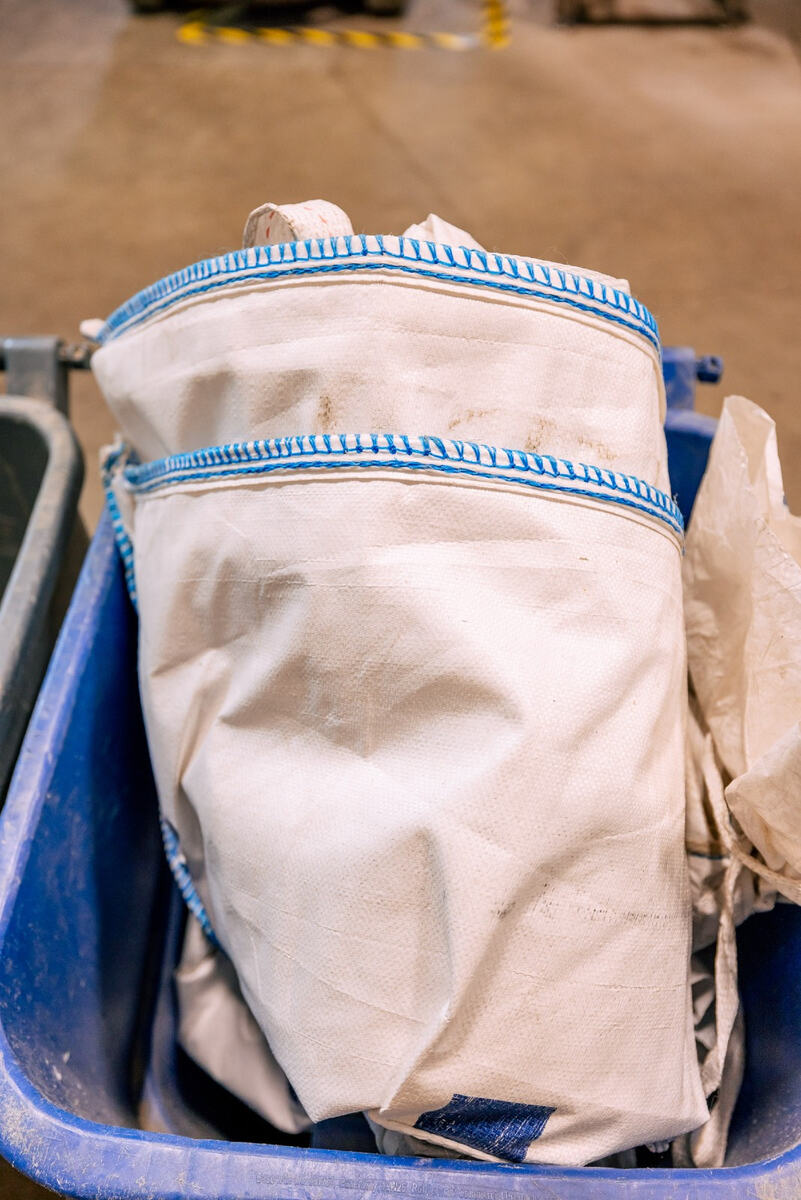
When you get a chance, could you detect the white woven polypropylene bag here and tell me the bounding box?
[96,205,706,1165]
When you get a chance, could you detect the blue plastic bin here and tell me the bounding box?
[2,370,801,1197]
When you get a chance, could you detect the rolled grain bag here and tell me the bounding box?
[96,202,706,1165]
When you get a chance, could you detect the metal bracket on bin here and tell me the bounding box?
[695,354,724,384]
[662,346,723,411]
[0,337,93,415]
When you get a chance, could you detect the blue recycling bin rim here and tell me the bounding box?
[2,425,801,1198]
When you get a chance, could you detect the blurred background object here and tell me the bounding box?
[557,0,747,23]
[3,0,800,528]
[131,0,409,13]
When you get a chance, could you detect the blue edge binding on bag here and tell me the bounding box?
[5,353,801,1195]
[122,433,684,539]
[94,236,660,352]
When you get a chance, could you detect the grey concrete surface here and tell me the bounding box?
[1,0,800,1194]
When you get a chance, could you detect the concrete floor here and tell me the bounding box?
[2,0,801,526]
[1,0,800,1194]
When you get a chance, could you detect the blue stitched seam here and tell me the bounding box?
[129,457,683,539]
[96,238,659,349]
[160,818,219,947]
[125,436,683,537]
[101,448,139,609]
[102,262,658,350]
[129,432,667,498]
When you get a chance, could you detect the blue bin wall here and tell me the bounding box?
[0,518,165,1131]
[664,407,719,525]
[728,905,801,1167]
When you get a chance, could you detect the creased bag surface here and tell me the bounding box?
[684,396,801,904]
[96,205,705,1165]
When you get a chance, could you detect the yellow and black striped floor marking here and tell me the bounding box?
[178,0,509,51]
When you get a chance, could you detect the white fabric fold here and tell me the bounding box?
[681,394,801,1165]
[243,199,354,248]
[685,396,801,903]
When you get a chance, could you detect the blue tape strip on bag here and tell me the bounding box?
[414,1093,556,1162]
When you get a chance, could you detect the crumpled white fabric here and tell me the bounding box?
[684,397,801,813]
[678,394,801,1167]
[175,914,310,1134]
[674,699,751,1169]
[96,201,706,1165]
[243,199,354,249]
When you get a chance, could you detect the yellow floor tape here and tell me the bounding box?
[178,0,510,51]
